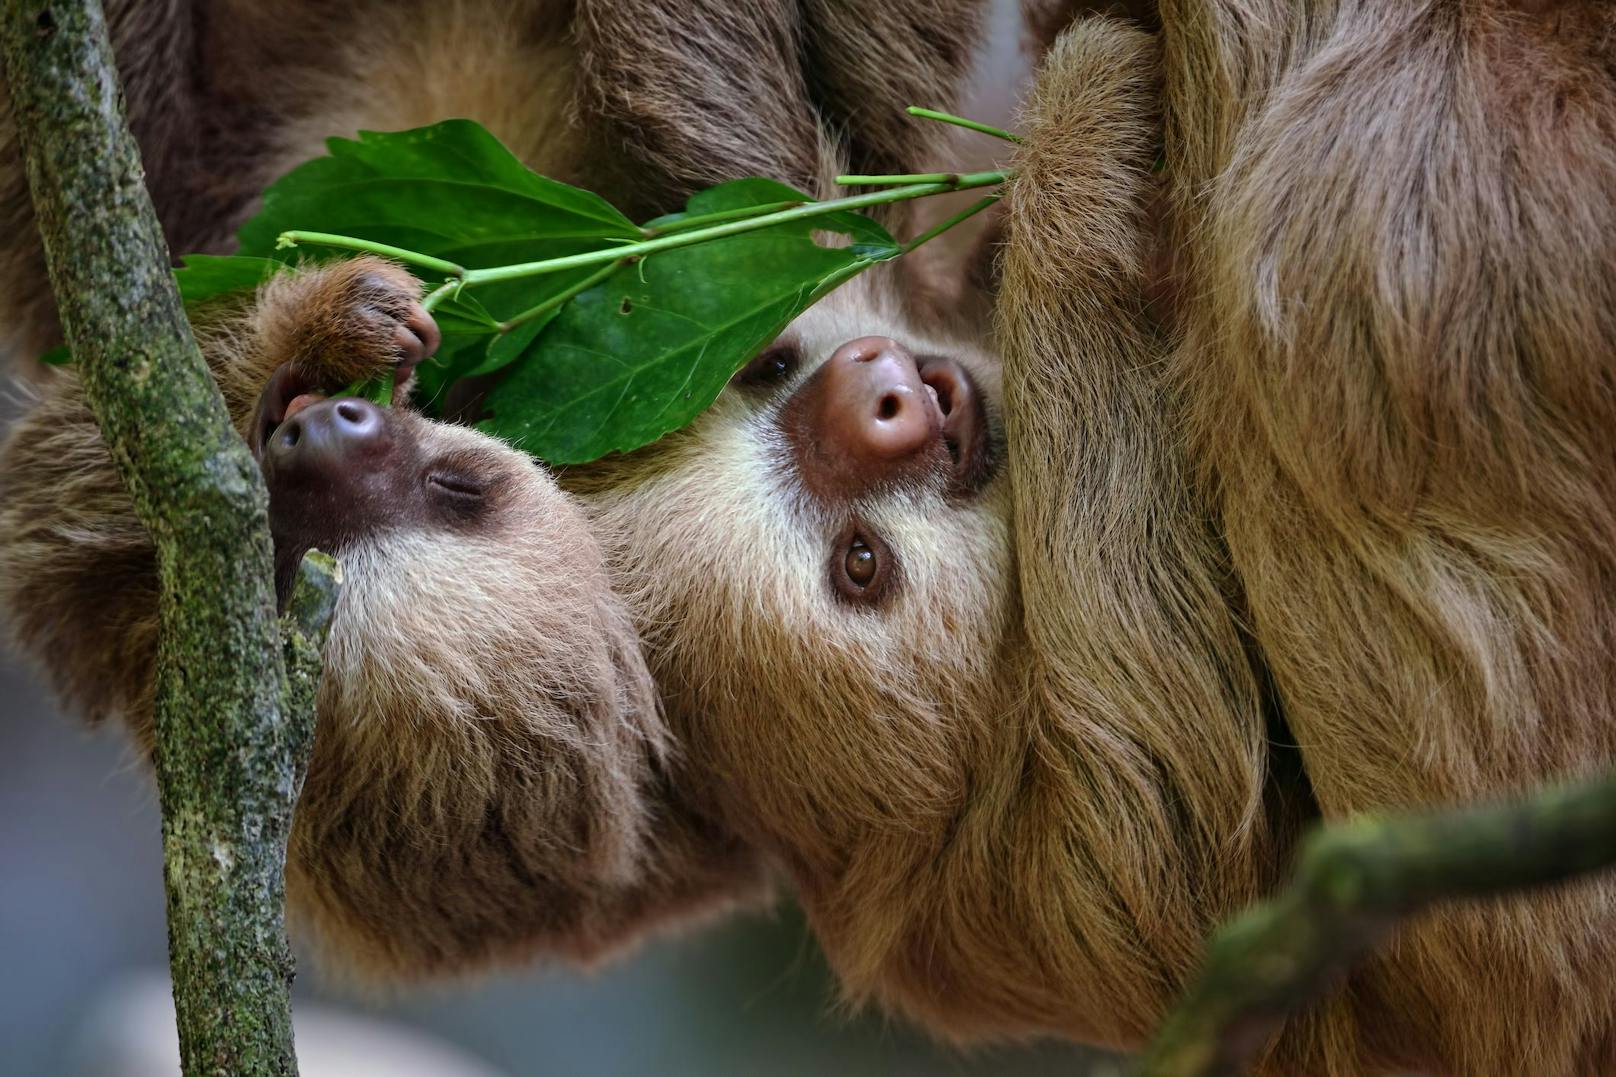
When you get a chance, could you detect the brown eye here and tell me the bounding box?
[832,527,896,605]
[845,538,876,586]
[731,344,800,391]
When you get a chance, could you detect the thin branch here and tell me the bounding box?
[278,170,1012,288]
[905,105,1023,143]
[420,278,462,313]
[641,199,802,236]
[837,172,963,186]
[902,194,1000,254]
[498,258,628,333]
[277,230,466,277]
[1136,769,1616,1076]
[1,3,338,1072]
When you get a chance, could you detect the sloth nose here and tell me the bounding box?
[265,397,387,478]
[783,335,945,502]
[823,336,939,461]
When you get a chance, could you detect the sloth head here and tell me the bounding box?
[566,271,1018,865]
[248,360,659,844]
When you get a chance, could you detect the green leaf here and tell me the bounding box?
[479,179,901,464]
[237,121,639,289]
[231,120,643,378]
[174,254,285,305]
[39,344,71,366]
[344,368,396,407]
[487,315,556,372]
[430,291,499,335]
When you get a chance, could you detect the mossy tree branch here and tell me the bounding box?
[1,3,338,1074]
[1136,770,1616,1076]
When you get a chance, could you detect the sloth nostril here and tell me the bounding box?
[878,394,901,420]
[335,400,365,424]
[279,422,301,449]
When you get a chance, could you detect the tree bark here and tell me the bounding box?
[1137,769,1616,1076]
[0,3,336,1073]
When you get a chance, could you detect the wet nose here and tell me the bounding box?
[264,397,387,478]
[783,336,944,502]
[822,336,939,461]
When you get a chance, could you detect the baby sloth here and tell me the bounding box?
[0,257,766,976]
[0,242,1014,980]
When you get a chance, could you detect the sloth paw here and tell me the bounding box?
[265,256,442,390]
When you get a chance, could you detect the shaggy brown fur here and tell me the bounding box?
[4,1,1616,1073]
[0,0,983,359]
[0,255,764,977]
[1156,0,1616,1070]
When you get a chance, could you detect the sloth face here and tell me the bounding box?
[568,274,1017,853]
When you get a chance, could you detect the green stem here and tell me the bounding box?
[642,199,803,236]
[902,194,1001,254]
[838,172,962,186]
[460,170,1009,287]
[498,259,627,333]
[277,231,466,278]
[420,279,460,313]
[906,106,1023,144]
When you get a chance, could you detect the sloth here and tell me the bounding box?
[5,1,1616,1075]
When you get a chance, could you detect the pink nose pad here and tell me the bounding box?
[783,335,945,503]
[825,336,938,461]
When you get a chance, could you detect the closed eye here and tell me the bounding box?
[427,473,484,499]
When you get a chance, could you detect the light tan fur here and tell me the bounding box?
[4,1,1616,1074]
[0,0,985,992]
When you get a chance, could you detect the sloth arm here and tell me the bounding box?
[987,16,1283,1038]
[1157,1,1616,1069]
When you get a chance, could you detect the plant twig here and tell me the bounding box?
[905,105,1023,143]
[278,170,1011,288]
[420,278,461,313]
[837,172,963,186]
[276,230,465,277]
[1,3,339,1073]
[498,258,628,333]
[642,199,802,236]
[902,194,1001,254]
[1136,770,1616,1076]
[459,171,1008,285]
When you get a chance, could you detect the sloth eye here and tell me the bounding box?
[427,473,484,500]
[426,471,489,523]
[832,527,895,606]
[731,344,800,392]
[845,539,876,585]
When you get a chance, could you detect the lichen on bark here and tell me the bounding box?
[1138,770,1616,1076]
[0,3,336,1073]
